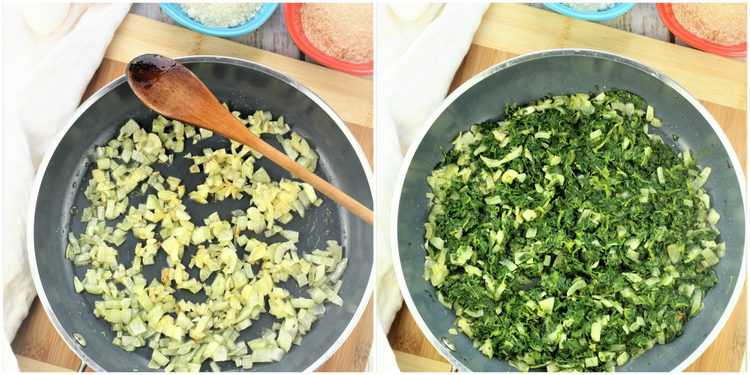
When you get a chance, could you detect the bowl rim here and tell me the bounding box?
[159,3,278,37]
[282,3,373,76]
[656,3,747,58]
[390,48,747,372]
[543,3,635,21]
[26,55,374,372]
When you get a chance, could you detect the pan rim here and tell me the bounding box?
[389,48,747,372]
[26,55,374,372]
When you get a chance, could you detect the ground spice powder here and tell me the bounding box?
[672,3,746,46]
[300,3,373,64]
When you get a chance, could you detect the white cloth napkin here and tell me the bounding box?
[1,3,129,371]
[375,2,488,371]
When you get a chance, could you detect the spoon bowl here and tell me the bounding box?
[126,54,373,224]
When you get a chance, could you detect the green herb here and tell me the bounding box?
[424,90,723,372]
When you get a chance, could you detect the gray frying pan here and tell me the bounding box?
[392,49,746,371]
[27,56,373,372]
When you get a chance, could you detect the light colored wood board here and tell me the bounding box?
[388,306,448,365]
[686,288,747,371]
[103,14,372,129]
[347,122,374,165]
[318,299,374,372]
[450,45,516,91]
[81,59,126,99]
[394,350,453,372]
[701,101,747,170]
[472,4,745,111]
[527,3,671,42]
[16,355,75,372]
[129,4,304,60]
[11,300,81,371]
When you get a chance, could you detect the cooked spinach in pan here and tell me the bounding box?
[424,90,723,372]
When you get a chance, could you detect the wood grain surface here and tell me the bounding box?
[528,3,671,42]
[13,13,372,373]
[15,355,75,372]
[130,4,304,60]
[393,350,452,373]
[388,3,747,372]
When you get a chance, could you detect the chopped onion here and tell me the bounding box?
[67,110,346,371]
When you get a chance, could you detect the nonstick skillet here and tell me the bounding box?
[392,49,745,372]
[27,56,373,372]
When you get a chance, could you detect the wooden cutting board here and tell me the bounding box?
[12,13,373,372]
[388,4,747,372]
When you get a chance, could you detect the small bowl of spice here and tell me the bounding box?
[657,3,746,57]
[160,3,278,37]
[543,3,635,22]
[284,3,373,76]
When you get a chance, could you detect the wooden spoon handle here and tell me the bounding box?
[219,113,374,224]
[126,54,372,224]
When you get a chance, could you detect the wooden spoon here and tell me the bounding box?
[126,54,373,224]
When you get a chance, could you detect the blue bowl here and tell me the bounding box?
[544,3,634,22]
[160,3,278,37]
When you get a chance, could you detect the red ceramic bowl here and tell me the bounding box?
[656,3,746,57]
[284,3,373,76]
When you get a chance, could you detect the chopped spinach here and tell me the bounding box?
[423,90,724,372]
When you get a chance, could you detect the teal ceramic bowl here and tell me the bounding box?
[544,3,635,22]
[160,3,278,37]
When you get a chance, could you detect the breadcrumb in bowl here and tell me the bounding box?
[284,3,373,76]
[672,3,746,46]
[657,3,746,57]
[300,4,372,65]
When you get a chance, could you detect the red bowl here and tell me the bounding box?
[656,3,746,57]
[284,3,373,76]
